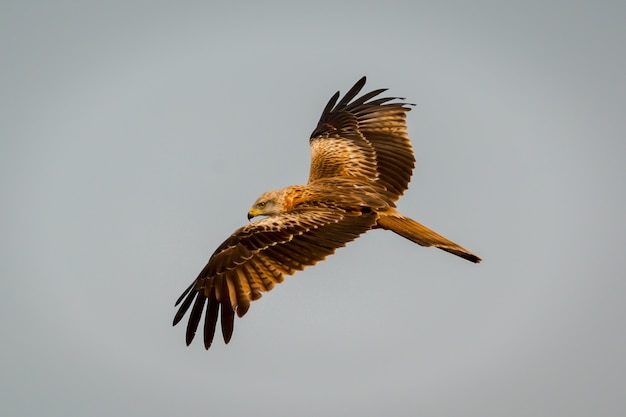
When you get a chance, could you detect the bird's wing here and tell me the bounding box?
[173,208,378,349]
[308,76,415,201]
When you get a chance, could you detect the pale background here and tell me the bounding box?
[2,1,625,416]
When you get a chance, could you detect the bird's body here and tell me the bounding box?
[173,77,481,349]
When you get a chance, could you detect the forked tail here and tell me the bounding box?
[377,210,481,263]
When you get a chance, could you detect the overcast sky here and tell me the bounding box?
[2,1,625,416]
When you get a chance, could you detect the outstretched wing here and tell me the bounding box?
[173,208,378,349]
[308,76,415,201]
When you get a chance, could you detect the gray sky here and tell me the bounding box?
[2,1,625,416]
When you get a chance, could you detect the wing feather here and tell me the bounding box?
[241,262,264,299]
[203,297,219,349]
[186,293,205,346]
[233,268,251,317]
[334,76,367,108]
[254,254,282,288]
[173,209,378,349]
[220,304,235,344]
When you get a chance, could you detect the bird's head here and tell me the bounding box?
[248,189,284,220]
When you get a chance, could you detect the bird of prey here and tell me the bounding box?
[173,77,481,349]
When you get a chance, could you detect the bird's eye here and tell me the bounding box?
[258,201,266,208]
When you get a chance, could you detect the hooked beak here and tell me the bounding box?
[247,209,258,221]
[247,211,254,221]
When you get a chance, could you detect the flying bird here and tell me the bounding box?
[173,77,481,349]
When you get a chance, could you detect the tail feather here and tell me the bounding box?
[377,211,481,263]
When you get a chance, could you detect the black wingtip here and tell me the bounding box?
[173,285,197,326]
[221,306,235,344]
[335,76,368,108]
[175,282,195,306]
[204,299,219,349]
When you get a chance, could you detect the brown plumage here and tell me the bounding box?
[173,77,481,349]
